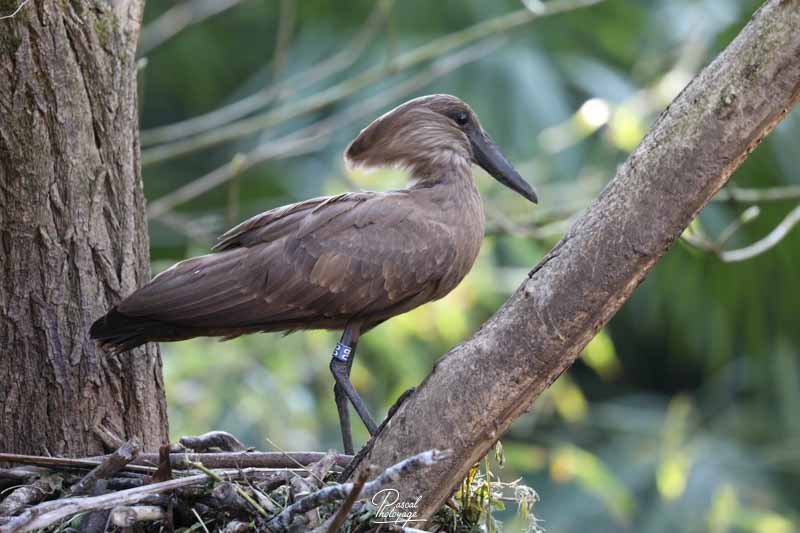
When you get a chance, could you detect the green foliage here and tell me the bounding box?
[429,446,543,533]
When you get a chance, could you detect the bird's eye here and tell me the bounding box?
[453,112,469,126]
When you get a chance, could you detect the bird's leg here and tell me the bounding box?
[330,325,378,451]
[333,383,353,454]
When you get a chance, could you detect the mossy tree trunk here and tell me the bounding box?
[0,1,168,455]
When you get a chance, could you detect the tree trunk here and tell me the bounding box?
[0,1,168,455]
[354,0,800,518]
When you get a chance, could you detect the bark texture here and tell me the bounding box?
[356,0,800,516]
[0,1,168,455]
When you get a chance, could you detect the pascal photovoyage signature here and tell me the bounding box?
[371,488,425,525]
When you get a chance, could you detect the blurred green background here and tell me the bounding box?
[139,0,799,531]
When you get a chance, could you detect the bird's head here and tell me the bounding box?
[345,94,537,203]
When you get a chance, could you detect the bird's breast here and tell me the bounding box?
[427,183,485,300]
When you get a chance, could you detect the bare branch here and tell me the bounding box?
[0,0,29,20]
[110,505,165,527]
[68,440,140,496]
[719,204,800,262]
[128,451,353,470]
[0,450,352,473]
[0,453,155,475]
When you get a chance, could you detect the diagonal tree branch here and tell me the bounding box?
[351,0,800,519]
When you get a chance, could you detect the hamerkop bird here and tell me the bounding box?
[91,94,538,453]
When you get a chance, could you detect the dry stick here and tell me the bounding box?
[267,450,451,531]
[189,461,269,518]
[312,468,372,533]
[69,440,140,496]
[0,453,155,475]
[140,0,395,146]
[146,38,500,221]
[353,0,800,518]
[141,0,604,166]
[110,505,165,527]
[128,451,352,470]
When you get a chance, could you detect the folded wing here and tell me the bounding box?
[109,191,457,338]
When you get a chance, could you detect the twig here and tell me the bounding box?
[129,450,352,470]
[312,467,372,533]
[681,204,800,262]
[191,508,212,533]
[189,461,269,518]
[150,443,174,483]
[0,453,155,475]
[714,184,800,203]
[272,0,296,78]
[138,0,249,56]
[718,205,760,245]
[155,211,220,243]
[265,437,330,487]
[180,431,248,452]
[485,207,576,240]
[69,440,140,496]
[0,0,29,20]
[141,0,604,166]
[140,0,395,146]
[146,38,500,220]
[110,505,165,527]
[719,204,800,262]
[267,449,451,531]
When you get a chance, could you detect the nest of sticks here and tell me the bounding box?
[0,432,449,533]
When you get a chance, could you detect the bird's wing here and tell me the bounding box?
[118,191,458,330]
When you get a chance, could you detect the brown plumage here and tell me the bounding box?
[90,94,537,451]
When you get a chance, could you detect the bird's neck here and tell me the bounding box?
[408,152,474,191]
[408,159,483,219]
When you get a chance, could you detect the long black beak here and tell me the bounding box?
[469,129,538,204]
